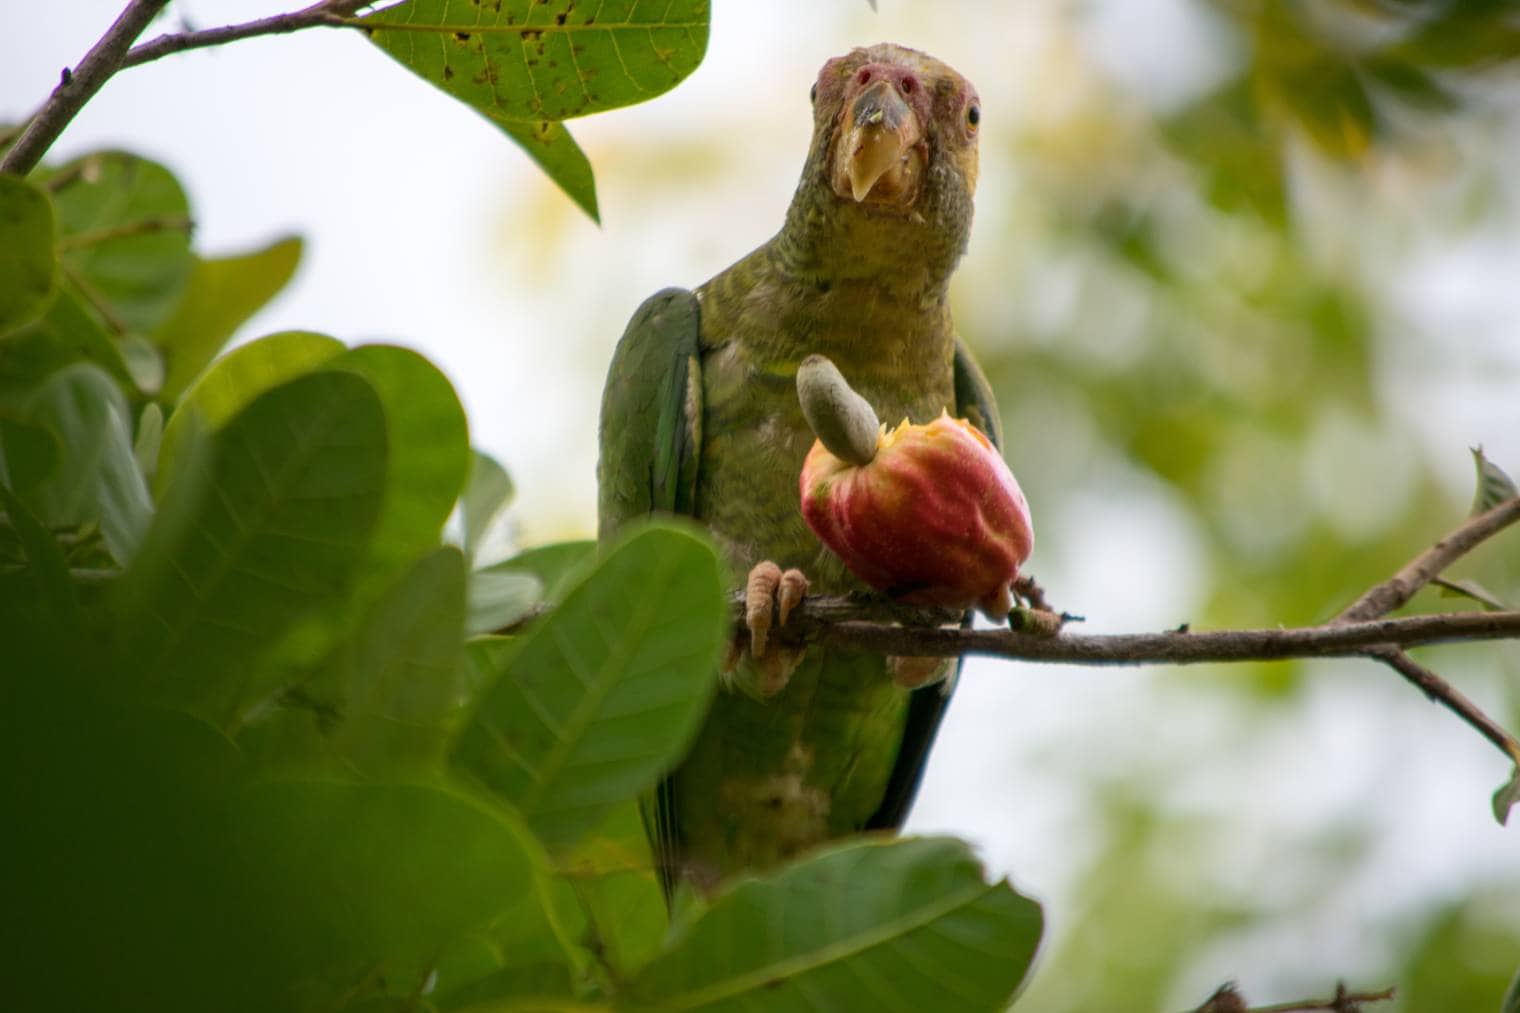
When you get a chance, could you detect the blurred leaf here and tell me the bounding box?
[48,150,193,335]
[1164,79,1287,223]
[1472,446,1518,515]
[0,173,57,337]
[133,400,163,482]
[1494,766,1520,826]
[0,287,133,401]
[116,370,387,720]
[156,329,345,496]
[466,539,598,635]
[9,362,150,565]
[467,567,544,635]
[452,521,725,851]
[1504,964,1520,1013]
[497,118,600,222]
[560,800,665,976]
[459,448,516,564]
[153,235,304,401]
[118,332,163,394]
[626,836,1044,1012]
[0,481,77,630]
[330,343,471,575]
[230,776,571,1003]
[333,546,469,773]
[362,0,710,123]
[488,539,598,601]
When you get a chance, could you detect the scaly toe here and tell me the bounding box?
[745,561,784,658]
[777,568,809,626]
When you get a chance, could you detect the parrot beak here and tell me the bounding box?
[833,79,925,207]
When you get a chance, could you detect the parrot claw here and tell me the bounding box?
[731,561,810,697]
[744,561,809,659]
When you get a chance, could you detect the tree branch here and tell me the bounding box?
[1336,495,1520,623]
[745,595,1520,665]
[120,0,374,70]
[0,0,170,176]
[1367,646,1520,764]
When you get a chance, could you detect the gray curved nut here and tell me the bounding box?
[796,354,880,466]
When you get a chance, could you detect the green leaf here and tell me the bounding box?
[229,777,570,999]
[0,173,57,337]
[1435,577,1510,612]
[334,546,470,773]
[487,539,598,601]
[1494,765,1520,826]
[9,362,151,565]
[362,0,711,124]
[153,235,303,401]
[49,150,193,335]
[156,329,346,496]
[561,800,665,976]
[452,521,725,851]
[468,567,544,635]
[626,837,1044,1013]
[0,286,133,401]
[496,117,600,222]
[458,448,516,564]
[0,481,77,630]
[1503,963,1520,1013]
[116,370,388,719]
[133,400,163,482]
[329,343,471,574]
[1472,446,1518,515]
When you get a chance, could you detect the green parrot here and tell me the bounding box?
[597,43,1002,894]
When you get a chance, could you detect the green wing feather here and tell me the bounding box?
[596,288,703,538]
[596,287,704,896]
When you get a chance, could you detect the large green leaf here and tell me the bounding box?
[155,329,345,496]
[229,777,571,1004]
[49,150,193,336]
[452,522,725,851]
[561,800,666,977]
[0,173,57,337]
[116,370,387,720]
[333,546,470,773]
[362,0,710,123]
[7,362,151,565]
[330,343,471,574]
[153,235,304,401]
[625,837,1044,1013]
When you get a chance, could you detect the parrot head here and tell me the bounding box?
[788,44,982,286]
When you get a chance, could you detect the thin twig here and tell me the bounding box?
[1336,495,1520,623]
[1367,646,1520,764]
[1192,981,1395,1013]
[0,0,171,175]
[121,0,374,69]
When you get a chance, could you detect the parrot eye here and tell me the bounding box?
[966,103,981,129]
[810,82,818,104]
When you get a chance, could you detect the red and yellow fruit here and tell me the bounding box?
[800,412,1034,617]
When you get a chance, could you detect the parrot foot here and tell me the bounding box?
[721,561,809,697]
[889,655,951,689]
[744,561,808,658]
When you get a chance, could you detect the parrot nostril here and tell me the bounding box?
[858,69,872,86]
[900,75,917,95]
